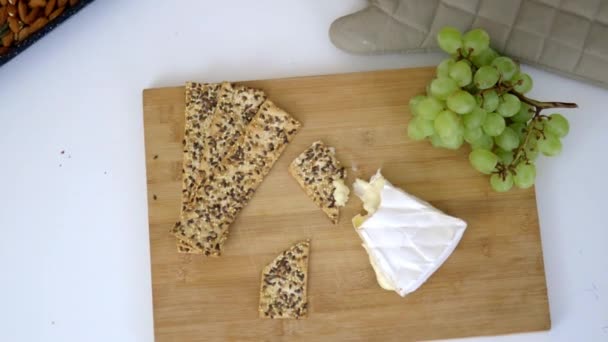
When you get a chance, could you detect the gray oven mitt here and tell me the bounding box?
[330,0,608,88]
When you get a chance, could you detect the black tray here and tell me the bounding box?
[0,0,94,67]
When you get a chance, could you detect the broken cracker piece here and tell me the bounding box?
[288,141,349,224]
[259,240,310,319]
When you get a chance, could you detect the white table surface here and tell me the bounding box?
[0,1,606,341]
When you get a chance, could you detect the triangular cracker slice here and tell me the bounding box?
[259,240,310,319]
[288,141,349,224]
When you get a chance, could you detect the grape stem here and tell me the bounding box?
[504,90,577,172]
[508,90,578,110]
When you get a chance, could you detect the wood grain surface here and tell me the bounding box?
[143,67,550,341]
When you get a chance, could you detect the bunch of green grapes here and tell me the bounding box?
[408,27,576,192]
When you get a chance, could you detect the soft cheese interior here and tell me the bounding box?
[352,170,467,297]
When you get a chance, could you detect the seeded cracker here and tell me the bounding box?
[259,240,310,319]
[176,82,266,253]
[180,82,222,207]
[176,82,222,253]
[288,141,347,224]
[173,100,301,256]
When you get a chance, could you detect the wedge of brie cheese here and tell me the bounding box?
[352,170,467,297]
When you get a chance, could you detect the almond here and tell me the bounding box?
[29,0,47,7]
[0,7,7,25]
[30,16,47,33]
[7,3,17,17]
[48,5,63,20]
[1,31,13,47]
[44,0,56,16]
[17,26,30,41]
[7,16,20,33]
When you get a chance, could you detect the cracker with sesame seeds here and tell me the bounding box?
[176,82,267,253]
[288,141,348,224]
[173,100,301,256]
[259,240,310,319]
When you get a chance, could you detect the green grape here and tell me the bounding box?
[512,103,534,122]
[447,90,476,114]
[494,127,519,151]
[525,148,538,162]
[409,95,426,116]
[511,72,533,93]
[524,135,539,161]
[437,58,455,78]
[470,133,494,150]
[440,133,464,150]
[497,93,521,117]
[448,60,473,87]
[430,77,459,100]
[469,149,498,174]
[545,113,569,137]
[420,119,435,136]
[490,173,514,192]
[407,116,435,140]
[464,107,487,129]
[538,133,562,156]
[474,65,500,89]
[491,56,519,81]
[416,96,444,120]
[471,48,499,67]
[513,163,536,189]
[496,148,514,165]
[509,122,527,143]
[437,27,462,54]
[434,110,463,138]
[430,134,444,148]
[482,112,506,136]
[481,90,499,112]
[463,28,490,56]
[407,120,425,140]
[464,126,483,143]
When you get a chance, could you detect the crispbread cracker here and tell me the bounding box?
[185,82,266,204]
[173,100,301,256]
[176,82,267,253]
[181,82,221,209]
[259,240,310,319]
[288,141,347,224]
[175,82,222,253]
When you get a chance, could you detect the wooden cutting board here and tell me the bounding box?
[143,67,550,341]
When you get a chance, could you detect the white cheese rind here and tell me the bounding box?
[353,170,467,297]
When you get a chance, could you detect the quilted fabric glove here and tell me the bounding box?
[330,0,608,88]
